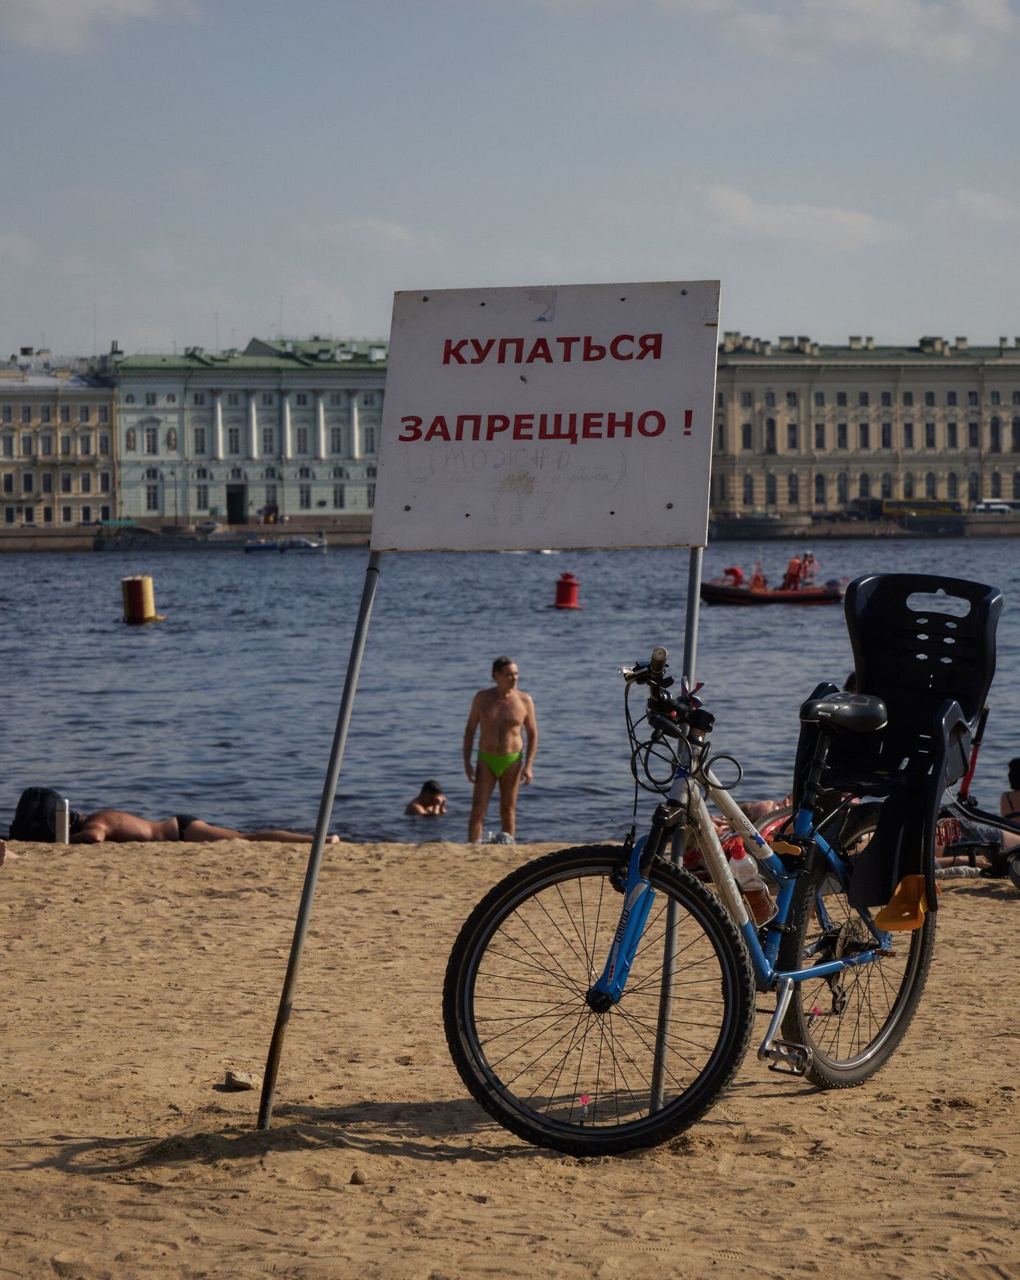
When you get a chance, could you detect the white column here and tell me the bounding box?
[247,391,259,460]
[350,390,361,460]
[212,390,224,460]
[281,391,293,459]
[315,390,326,460]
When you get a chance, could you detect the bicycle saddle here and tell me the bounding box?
[799,692,888,734]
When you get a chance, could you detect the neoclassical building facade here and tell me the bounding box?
[712,334,1020,513]
[0,370,116,527]
[104,337,387,524]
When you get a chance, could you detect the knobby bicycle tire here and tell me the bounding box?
[443,844,755,1156]
[778,804,936,1088]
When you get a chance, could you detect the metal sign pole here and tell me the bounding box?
[649,545,704,1111]
[257,550,382,1130]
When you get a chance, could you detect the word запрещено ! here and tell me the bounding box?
[398,332,695,446]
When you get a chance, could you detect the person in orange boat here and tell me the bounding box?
[722,565,745,587]
[749,562,767,591]
[781,555,803,590]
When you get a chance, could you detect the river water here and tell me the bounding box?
[1,538,1017,843]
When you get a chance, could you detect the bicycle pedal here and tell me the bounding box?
[763,1039,812,1076]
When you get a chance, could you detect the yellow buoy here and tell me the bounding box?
[121,575,165,624]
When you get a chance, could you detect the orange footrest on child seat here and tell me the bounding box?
[873,874,940,932]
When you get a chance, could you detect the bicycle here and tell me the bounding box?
[443,572,1002,1156]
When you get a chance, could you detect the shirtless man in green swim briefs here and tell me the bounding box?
[463,656,539,843]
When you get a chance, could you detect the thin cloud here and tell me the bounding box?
[701,183,889,249]
[0,229,38,267]
[516,0,1016,61]
[0,0,193,53]
[955,187,1020,223]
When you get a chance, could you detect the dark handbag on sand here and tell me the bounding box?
[9,787,64,841]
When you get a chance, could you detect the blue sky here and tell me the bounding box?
[1,0,1017,356]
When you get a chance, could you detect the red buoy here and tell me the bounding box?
[552,572,582,610]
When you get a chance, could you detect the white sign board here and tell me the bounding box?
[371,280,720,552]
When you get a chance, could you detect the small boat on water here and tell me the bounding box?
[700,579,844,606]
[243,534,327,555]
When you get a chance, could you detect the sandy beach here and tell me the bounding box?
[1,836,1017,1279]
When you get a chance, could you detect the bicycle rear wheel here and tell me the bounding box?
[444,844,755,1156]
[779,804,936,1088]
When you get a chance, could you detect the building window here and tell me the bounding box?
[330,427,343,453]
[20,434,33,456]
[1,406,9,422]
[194,427,206,454]
[836,423,848,450]
[125,394,135,405]
[99,433,110,454]
[786,391,798,408]
[40,406,51,424]
[21,405,31,424]
[904,472,915,499]
[39,434,52,456]
[23,472,33,493]
[925,422,936,449]
[42,472,52,494]
[1,435,12,459]
[329,393,344,406]
[881,391,892,407]
[263,466,277,479]
[968,472,980,501]
[741,423,752,450]
[946,391,957,407]
[194,393,206,406]
[990,418,1002,452]
[765,474,777,505]
[947,472,958,500]
[924,391,935,407]
[332,466,346,478]
[814,473,826,506]
[145,427,158,454]
[367,483,375,506]
[145,392,157,406]
[60,434,71,456]
[1,473,11,493]
[125,428,136,451]
[1012,418,1020,452]
[265,484,277,508]
[60,506,71,523]
[836,391,847,407]
[227,426,240,454]
[60,405,71,423]
[23,507,34,524]
[859,473,871,499]
[813,391,824,408]
[1013,391,1020,405]
[859,423,870,450]
[79,405,90,423]
[881,422,892,449]
[166,394,176,404]
[837,472,849,504]
[81,473,92,494]
[787,473,799,505]
[881,472,893,499]
[60,472,72,493]
[742,474,754,506]
[991,471,1002,499]
[296,426,309,454]
[968,390,979,406]
[903,391,914,407]
[363,426,376,454]
[81,505,91,523]
[333,483,346,508]
[100,472,111,493]
[786,424,798,450]
[903,422,914,450]
[364,394,377,407]
[80,432,92,455]
[764,391,775,408]
[296,393,308,407]
[947,422,958,449]
[145,484,159,511]
[765,419,776,454]
[262,427,275,453]
[968,422,979,448]
[858,391,869,407]
[262,393,274,406]
[196,484,209,509]
[813,423,824,449]
[298,466,312,479]
[227,392,239,406]
[299,484,311,509]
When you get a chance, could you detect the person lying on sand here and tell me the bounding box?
[68,810,338,845]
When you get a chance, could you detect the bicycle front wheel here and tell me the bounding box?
[779,804,936,1088]
[443,844,755,1156]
